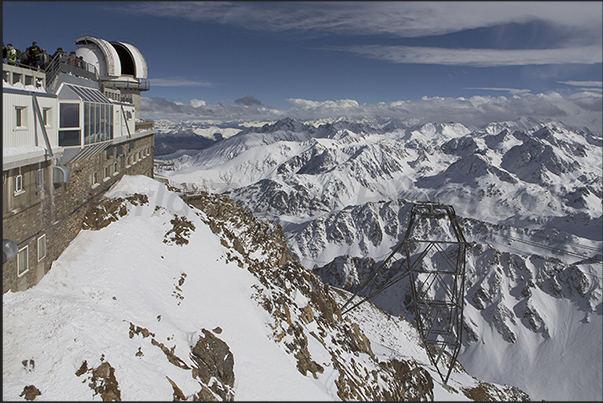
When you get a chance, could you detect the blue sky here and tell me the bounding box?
[3,1,602,127]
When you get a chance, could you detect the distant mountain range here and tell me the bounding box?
[156,116,602,401]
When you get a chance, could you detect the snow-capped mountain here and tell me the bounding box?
[156,116,603,401]
[153,119,247,156]
[2,175,529,401]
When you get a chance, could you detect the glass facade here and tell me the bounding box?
[84,102,113,145]
[59,87,116,147]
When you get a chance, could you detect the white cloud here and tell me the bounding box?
[335,45,603,67]
[558,80,603,88]
[140,96,285,121]
[287,98,360,110]
[128,2,602,40]
[150,77,217,87]
[465,87,532,95]
[190,99,206,108]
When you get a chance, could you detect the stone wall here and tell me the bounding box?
[3,133,155,293]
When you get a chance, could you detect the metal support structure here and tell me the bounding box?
[341,201,468,384]
[32,93,54,158]
[121,105,132,138]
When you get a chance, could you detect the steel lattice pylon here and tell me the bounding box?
[341,201,468,384]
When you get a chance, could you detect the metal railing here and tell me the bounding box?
[135,120,155,132]
[3,60,45,73]
[2,62,46,89]
[45,53,99,93]
[103,77,150,91]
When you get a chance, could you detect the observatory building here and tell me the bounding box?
[73,36,150,119]
[3,36,156,292]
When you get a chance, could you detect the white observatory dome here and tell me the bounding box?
[74,36,148,80]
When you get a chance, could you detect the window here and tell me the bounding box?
[15,174,24,194]
[35,168,44,188]
[37,235,46,261]
[94,103,101,142]
[17,246,29,277]
[59,130,81,146]
[104,165,110,180]
[60,103,79,127]
[12,73,22,85]
[84,102,91,145]
[99,103,106,141]
[84,102,114,145]
[59,103,81,147]
[92,171,99,187]
[113,161,118,176]
[15,106,26,128]
[43,108,51,126]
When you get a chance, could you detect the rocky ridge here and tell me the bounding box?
[183,190,529,400]
[157,116,602,400]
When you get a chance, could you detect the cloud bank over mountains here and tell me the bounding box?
[141,91,602,132]
[133,1,600,132]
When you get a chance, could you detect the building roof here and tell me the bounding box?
[65,84,112,103]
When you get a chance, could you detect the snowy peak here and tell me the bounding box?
[2,175,530,401]
[246,117,315,134]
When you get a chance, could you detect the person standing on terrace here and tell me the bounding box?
[28,41,42,69]
[6,43,17,63]
[52,47,64,62]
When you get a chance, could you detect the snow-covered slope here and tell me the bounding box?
[154,119,245,156]
[3,175,530,401]
[156,116,603,401]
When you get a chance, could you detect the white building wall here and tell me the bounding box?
[3,91,59,150]
[113,103,136,140]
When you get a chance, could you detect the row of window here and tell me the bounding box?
[84,102,114,145]
[13,102,132,147]
[59,102,132,147]
[90,146,152,187]
[14,105,52,129]
[4,71,44,88]
[91,160,119,188]
[17,235,46,278]
[12,166,45,196]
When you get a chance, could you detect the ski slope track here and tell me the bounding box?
[156,117,603,401]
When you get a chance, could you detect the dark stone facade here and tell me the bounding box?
[3,132,155,293]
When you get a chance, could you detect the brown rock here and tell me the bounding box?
[20,385,41,400]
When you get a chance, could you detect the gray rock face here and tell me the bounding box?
[190,329,235,401]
